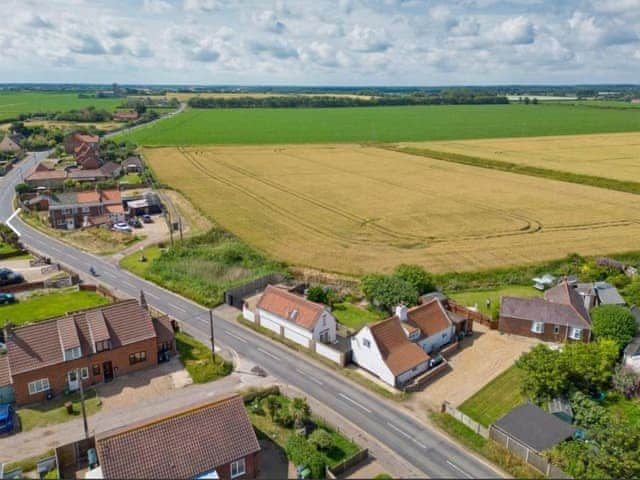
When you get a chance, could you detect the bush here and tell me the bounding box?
[591,305,638,350]
[309,429,333,451]
[306,285,328,304]
[15,183,30,194]
[612,365,640,399]
[361,274,418,311]
[285,434,326,479]
[393,264,434,295]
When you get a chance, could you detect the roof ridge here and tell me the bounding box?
[262,285,324,311]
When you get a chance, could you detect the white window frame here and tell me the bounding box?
[64,346,82,361]
[231,458,246,479]
[81,206,90,213]
[28,378,50,395]
[80,367,89,380]
[531,321,544,334]
[362,338,371,348]
[569,328,582,340]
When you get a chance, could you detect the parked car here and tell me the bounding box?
[113,222,132,232]
[0,268,23,287]
[141,214,153,224]
[428,354,444,369]
[0,403,15,434]
[0,293,16,305]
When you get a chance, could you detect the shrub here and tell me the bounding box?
[612,365,640,399]
[393,264,435,295]
[591,305,638,350]
[306,286,328,304]
[15,183,30,194]
[361,274,418,311]
[284,434,326,479]
[309,429,333,451]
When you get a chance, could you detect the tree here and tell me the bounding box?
[612,365,640,399]
[284,434,326,479]
[134,103,147,115]
[14,183,30,195]
[306,286,328,305]
[263,395,279,421]
[308,429,333,451]
[591,305,638,350]
[290,397,311,429]
[570,391,609,429]
[0,224,20,249]
[361,274,419,311]
[393,264,435,295]
[563,340,618,392]
[621,279,640,307]
[516,344,570,401]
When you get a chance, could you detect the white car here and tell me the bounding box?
[113,222,132,232]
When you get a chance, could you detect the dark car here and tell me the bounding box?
[141,214,153,224]
[0,293,16,305]
[428,354,444,369]
[0,403,15,434]
[0,269,23,287]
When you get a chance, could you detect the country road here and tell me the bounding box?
[0,152,502,479]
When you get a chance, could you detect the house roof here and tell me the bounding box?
[86,310,110,345]
[77,191,101,203]
[257,285,325,331]
[25,168,67,182]
[0,135,21,152]
[493,403,576,453]
[544,282,591,322]
[100,161,121,176]
[6,300,156,376]
[0,354,11,388]
[72,132,99,144]
[500,297,591,329]
[124,156,143,168]
[68,169,108,180]
[594,282,626,305]
[405,299,452,338]
[106,204,124,214]
[369,317,430,376]
[95,393,260,479]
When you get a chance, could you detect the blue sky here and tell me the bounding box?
[1,0,639,85]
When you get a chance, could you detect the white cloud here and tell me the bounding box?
[569,12,638,47]
[252,10,287,34]
[183,0,223,12]
[347,25,392,52]
[70,34,107,55]
[493,16,535,45]
[25,14,54,29]
[143,0,173,14]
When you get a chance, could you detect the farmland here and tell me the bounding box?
[0,92,123,121]
[144,144,640,274]
[401,132,640,184]
[120,103,640,146]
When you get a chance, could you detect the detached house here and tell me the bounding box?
[74,142,102,170]
[253,285,337,347]
[48,190,125,229]
[0,134,22,154]
[25,163,67,189]
[64,132,99,154]
[0,299,176,405]
[499,282,592,342]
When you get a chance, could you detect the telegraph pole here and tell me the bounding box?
[179,216,183,241]
[209,310,215,361]
[77,368,89,439]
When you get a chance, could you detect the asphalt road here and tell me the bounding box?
[0,153,501,479]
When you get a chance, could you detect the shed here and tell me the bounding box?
[548,397,573,424]
[493,403,576,453]
[532,274,556,291]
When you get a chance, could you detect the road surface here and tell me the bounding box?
[0,154,501,479]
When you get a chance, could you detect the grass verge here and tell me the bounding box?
[17,390,101,432]
[237,316,407,402]
[3,449,55,474]
[175,331,233,383]
[430,412,544,479]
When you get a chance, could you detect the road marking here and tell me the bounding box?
[168,303,187,313]
[49,245,63,254]
[5,209,21,236]
[224,330,248,343]
[339,393,371,413]
[122,281,135,289]
[446,460,473,479]
[101,271,116,279]
[257,347,280,361]
[146,291,160,300]
[296,368,324,385]
[386,421,427,449]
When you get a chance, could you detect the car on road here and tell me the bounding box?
[113,222,132,232]
[141,214,153,224]
[0,268,23,287]
[0,404,15,434]
[0,293,16,305]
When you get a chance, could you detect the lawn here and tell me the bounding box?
[119,173,143,185]
[0,242,20,256]
[448,285,542,317]
[120,229,284,307]
[2,450,55,474]
[118,104,640,146]
[0,290,111,325]
[0,91,123,121]
[459,365,526,427]
[332,302,385,329]
[175,331,233,383]
[144,144,640,275]
[17,390,101,432]
[603,392,640,428]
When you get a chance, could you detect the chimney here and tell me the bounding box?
[395,304,408,322]
[139,290,148,310]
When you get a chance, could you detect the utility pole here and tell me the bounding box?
[167,210,174,247]
[179,216,183,241]
[77,368,89,439]
[209,309,215,361]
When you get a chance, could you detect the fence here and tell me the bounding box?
[448,301,496,329]
[56,437,95,479]
[224,274,286,309]
[326,449,369,477]
[490,426,571,478]
[442,401,490,438]
[79,283,122,302]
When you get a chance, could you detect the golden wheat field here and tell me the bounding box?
[144,144,640,274]
[399,132,640,183]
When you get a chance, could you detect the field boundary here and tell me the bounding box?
[389,145,640,196]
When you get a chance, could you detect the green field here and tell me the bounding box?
[0,92,123,121]
[119,104,640,145]
[449,286,542,317]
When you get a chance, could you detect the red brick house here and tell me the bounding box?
[64,132,99,154]
[91,393,260,480]
[24,163,67,189]
[74,142,102,170]
[0,299,176,405]
[499,282,592,343]
[48,190,125,229]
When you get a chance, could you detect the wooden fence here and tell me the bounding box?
[448,301,497,329]
[442,401,490,438]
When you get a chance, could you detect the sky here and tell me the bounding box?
[1,0,639,86]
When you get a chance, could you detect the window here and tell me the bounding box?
[80,367,89,380]
[129,351,147,365]
[569,328,582,340]
[531,321,544,334]
[64,346,82,361]
[92,364,101,376]
[363,339,371,348]
[230,458,246,479]
[158,341,172,352]
[95,340,111,353]
[28,378,50,395]
[63,208,72,215]
[82,206,90,213]
[554,325,561,334]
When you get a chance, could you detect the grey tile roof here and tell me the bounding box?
[500,297,591,329]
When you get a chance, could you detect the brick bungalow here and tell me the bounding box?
[499,282,592,342]
[48,190,125,229]
[64,132,99,154]
[24,163,67,189]
[91,393,260,480]
[0,299,176,405]
[74,142,102,170]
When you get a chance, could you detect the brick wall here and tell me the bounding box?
[214,451,259,480]
[498,316,590,343]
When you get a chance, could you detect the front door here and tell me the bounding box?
[103,361,114,382]
[67,371,79,391]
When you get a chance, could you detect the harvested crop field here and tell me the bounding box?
[400,132,640,184]
[144,144,640,274]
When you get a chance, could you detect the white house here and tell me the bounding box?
[350,298,458,388]
[253,285,336,348]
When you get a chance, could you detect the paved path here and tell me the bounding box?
[1,156,502,479]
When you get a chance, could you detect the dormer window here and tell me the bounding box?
[95,340,112,352]
[64,346,82,361]
[288,309,299,321]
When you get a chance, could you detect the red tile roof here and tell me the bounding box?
[544,282,591,322]
[257,285,325,331]
[369,317,429,376]
[57,315,81,351]
[76,191,101,203]
[96,393,260,479]
[405,299,452,338]
[0,354,11,388]
[73,133,99,144]
[86,310,110,345]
